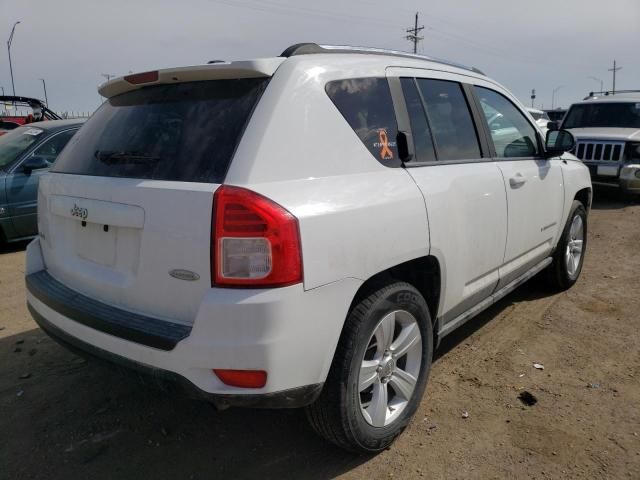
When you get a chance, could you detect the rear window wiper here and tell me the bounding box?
[95,150,161,165]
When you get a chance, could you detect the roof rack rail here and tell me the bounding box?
[280,43,485,76]
[585,89,640,99]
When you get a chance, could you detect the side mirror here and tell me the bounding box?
[545,129,575,158]
[396,130,414,162]
[22,156,50,174]
[547,121,560,131]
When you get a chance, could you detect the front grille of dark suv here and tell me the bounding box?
[575,141,625,162]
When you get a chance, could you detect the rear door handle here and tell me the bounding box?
[509,173,526,188]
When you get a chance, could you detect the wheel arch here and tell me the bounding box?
[346,255,442,342]
[574,187,592,210]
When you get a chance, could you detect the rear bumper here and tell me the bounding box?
[25,238,361,404]
[27,270,191,351]
[28,304,322,409]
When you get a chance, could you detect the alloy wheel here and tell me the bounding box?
[358,310,422,427]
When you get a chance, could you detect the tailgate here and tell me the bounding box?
[35,77,270,325]
[38,174,217,325]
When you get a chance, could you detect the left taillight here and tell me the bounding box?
[212,186,302,287]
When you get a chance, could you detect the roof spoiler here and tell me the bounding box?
[98,59,285,99]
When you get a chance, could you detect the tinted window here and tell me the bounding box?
[475,87,538,158]
[400,78,436,162]
[0,126,45,170]
[326,78,399,165]
[563,102,640,129]
[416,79,481,161]
[53,79,268,182]
[31,129,77,165]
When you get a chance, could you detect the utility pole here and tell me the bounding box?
[552,85,563,109]
[7,21,21,96]
[405,12,424,54]
[40,78,48,106]
[608,60,622,94]
[530,89,536,108]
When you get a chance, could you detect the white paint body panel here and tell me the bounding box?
[405,163,507,320]
[38,174,217,325]
[496,159,565,287]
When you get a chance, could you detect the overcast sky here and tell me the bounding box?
[1,0,639,113]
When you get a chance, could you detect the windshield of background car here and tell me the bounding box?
[563,102,640,129]
[0,126,45,170]
[52,78,269,183]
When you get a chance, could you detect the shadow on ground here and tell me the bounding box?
[590,185,640,210]
[1,327,372,480]
[0,239,29,255]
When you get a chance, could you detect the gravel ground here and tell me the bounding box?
[1,187,639,479]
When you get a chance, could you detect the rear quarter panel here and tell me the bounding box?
[225,56,431,290]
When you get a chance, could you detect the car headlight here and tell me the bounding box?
[621,165,640,179]
[625,142,640,161]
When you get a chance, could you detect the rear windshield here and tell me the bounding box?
[563,102,640,129]
[52,79,268,182]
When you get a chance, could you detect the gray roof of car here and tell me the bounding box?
[21,119,86,131]
[579,91,640,103]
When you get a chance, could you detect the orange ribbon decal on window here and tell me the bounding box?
[378,128,394,160]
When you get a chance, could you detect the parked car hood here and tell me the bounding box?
[566,128,640,142]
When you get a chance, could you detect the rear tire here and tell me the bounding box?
[306,282,433,452]
[547,200,587,291]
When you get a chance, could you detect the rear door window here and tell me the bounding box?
[52,79,269,183]
[326,78,400,166]
[416,79,481,161]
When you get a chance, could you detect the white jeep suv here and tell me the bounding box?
[562,90,640,194]
[25,44,591,452]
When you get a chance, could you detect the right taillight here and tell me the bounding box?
[212,186,302,287]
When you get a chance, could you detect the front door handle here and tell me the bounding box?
[509,173,526,188]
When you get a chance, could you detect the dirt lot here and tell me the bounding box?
[1,187,639,480]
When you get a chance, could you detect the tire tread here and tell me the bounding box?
[306,282,426,452]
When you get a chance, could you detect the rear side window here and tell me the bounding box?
[326,78,400,166]
[52,79,268,183]
[400,78,437,163]
[416,79,481,161]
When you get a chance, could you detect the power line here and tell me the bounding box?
[405,12,424,54]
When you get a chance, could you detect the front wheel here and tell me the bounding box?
[306,282,433,452]
[547,200,587,290]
